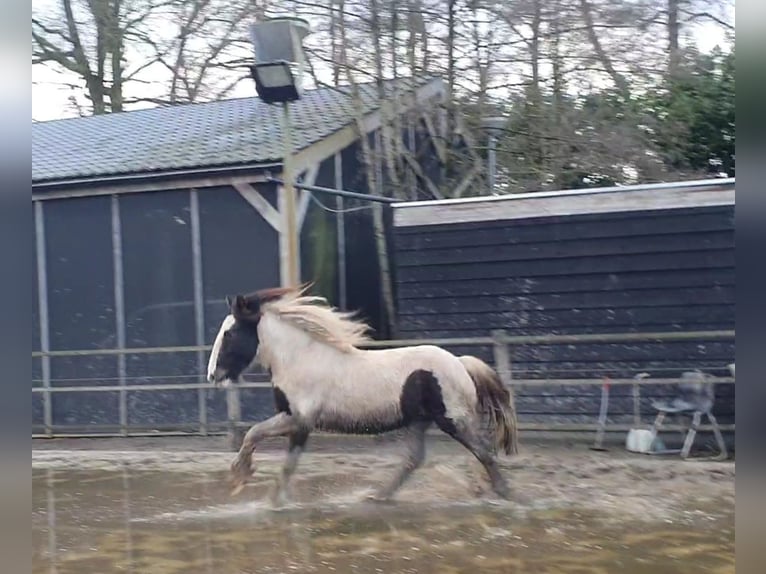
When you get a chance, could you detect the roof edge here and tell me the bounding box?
[392,177,736,209]
[33,76,446,195]
[32,162,281,200]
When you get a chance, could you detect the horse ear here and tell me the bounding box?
[225,295,233,308]
[231,295,247,313]
[231,294,260,321]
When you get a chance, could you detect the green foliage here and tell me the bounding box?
[644,47,735,177]
[301,198,338,305]
[484,44,735,193]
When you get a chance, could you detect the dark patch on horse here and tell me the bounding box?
[289,426,310,449]
[316,412,404,435]
[400,369,458,435]
[215,319,260,382]
[273,386,291,415]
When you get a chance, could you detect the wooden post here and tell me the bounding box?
[226,384,243,451]
[491,329,513,387]
[281,102,300,288]
[632,382,641,427]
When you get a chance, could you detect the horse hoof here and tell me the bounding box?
[230,456,255,478]
[229,464,253,496]
[268,489,289,509]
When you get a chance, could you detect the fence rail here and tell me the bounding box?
[31,329,735,358]
[32,329,735,440]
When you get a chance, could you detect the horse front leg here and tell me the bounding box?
[269,427,310,507]
[230,412,297,494]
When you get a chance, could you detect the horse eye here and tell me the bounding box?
[223,331,232,340]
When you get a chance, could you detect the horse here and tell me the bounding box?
[206,284,519,505]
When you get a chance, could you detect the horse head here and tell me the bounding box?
[206,287,297,386]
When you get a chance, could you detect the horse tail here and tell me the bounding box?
[458,355,519,455]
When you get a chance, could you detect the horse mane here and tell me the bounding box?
[258,284,372,352]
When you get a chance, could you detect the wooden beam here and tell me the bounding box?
[32,173,270,201]
[395,184,736,227]
[232,182,282,232]
[303,163,320,186]
[450,162,481,199]
[421,112,448,164]
[291,111,381,176]
[275,184,301,286]
[291,78,445,176]
[456,115,485,166]
[297,193,311,230]
[403,153,444,200]
[296,160,320,231]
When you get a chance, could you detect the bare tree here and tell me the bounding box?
[337,0,399,337]
[34,0,734,189]
[33,0,268,113]
[128,0,267,105]
[32,0,163,114]
[577,0,632,101]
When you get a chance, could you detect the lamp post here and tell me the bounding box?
[480,116,505,195]
[249,17,310,288]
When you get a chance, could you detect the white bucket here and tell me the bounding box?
[625,428,662,454]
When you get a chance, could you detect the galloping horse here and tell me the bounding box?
[207,285,519,505]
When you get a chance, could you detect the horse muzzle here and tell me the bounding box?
[207,368,228,386]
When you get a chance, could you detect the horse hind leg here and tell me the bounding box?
[269,427,310,508]
[437,416,510,500]
[370,422,429,502]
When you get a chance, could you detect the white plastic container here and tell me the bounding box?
[625,428,663,454]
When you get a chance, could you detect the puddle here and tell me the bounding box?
[33,450,734,574]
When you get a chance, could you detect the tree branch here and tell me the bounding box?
[682,10,734,30]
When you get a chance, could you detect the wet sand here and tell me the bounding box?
[32,434,734,573]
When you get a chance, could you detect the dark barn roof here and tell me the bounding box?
[32,77,439,185]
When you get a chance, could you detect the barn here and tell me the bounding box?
[391,178,736,429]
[32,76,447,436]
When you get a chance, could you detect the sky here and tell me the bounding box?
[31,4,732,123]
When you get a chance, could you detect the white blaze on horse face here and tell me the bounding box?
[207,314,236,384]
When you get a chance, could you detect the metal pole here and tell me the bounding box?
[281,102,300,287]
[111,196,128,436]
[334,152,347,310]
[487,132,497,194]
[35,201,53,437]
[189,190,207,435]
[266,178,397,204]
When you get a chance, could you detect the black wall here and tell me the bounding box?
[393,204,735,426]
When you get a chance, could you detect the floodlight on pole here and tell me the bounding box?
[249,61,300,104]
[248,17,310,105]
[248,17,311,289]
[480,116,505,195]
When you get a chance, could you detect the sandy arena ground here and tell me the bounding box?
[32,432,734,525]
